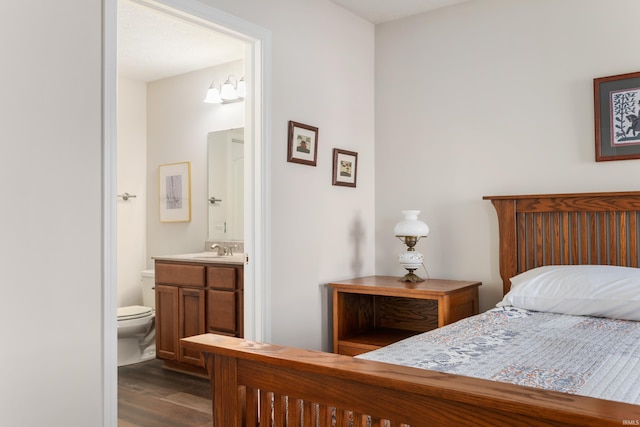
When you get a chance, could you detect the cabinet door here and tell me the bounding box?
[155,285,179,361]
[179,287,206,366]
[207,290,237,335]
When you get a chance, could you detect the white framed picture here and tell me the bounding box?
[159,161,191,222]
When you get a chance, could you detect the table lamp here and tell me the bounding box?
[394,210,429,282]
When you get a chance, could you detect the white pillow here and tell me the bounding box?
[497,265,640,321]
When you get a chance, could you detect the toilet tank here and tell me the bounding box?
[141,269,155,308]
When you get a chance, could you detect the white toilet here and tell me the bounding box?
[117,269,156,366]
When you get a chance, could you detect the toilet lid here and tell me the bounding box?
[117,305,153,321]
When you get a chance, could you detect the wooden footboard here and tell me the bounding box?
[181,334,640,427]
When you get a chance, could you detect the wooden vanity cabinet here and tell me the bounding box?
[154,261,243,372]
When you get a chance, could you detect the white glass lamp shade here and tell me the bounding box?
[236,77,246,98]
[220,77,238,101]
[394,210,429,238]
[204,85,222,104]
[395,210,428,282]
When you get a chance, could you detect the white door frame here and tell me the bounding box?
[102,0,271,424]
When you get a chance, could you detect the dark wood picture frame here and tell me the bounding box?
[332,148,358,188]
[594,71,640,161]
[287,121,318,166]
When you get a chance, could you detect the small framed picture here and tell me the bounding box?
[332,148,358,188]
[158,161,191,222]
[594,71,640,161]
[287,121,318,166]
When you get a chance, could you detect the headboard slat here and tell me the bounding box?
[535,213,543,266]
[517,211,525,273]
[609,214,617,265]
[599,213,607,265]
[580,212,589,264]
[620,213,628,265]
[544,213,552,266]
[631,213,638,267]
[553,214,561,265]
[589,214,597,264]
[562,212,569,265]
[485,191,640,294]
[571,212,579,264]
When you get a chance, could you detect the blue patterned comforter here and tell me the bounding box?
[358,307,640,404]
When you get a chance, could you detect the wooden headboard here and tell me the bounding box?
[484,191,640,294]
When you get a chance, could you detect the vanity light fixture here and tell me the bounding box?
[394,210,429,282]
[204,75,245,104]
[236,76,246,98]
[203,81,223,104]
[221,75,238,100]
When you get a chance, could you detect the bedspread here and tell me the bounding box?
[358,307,640,404]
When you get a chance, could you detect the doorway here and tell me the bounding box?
[103,0,270,424]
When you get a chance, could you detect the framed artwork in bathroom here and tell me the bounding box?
[158,161,191,222]
[332,148,358,188]
[287,120,318,166]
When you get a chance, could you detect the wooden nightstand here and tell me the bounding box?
[329,276,481,356]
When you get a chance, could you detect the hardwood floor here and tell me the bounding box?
[118,359,213,427]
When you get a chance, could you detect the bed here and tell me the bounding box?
[181,191,640,426]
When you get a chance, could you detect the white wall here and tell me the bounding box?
[146,60,244,261]
[1,0,373,423]
[117,77,148,307]
[375,0,640,311]
[0,1,104,425]
[200,0,376,350]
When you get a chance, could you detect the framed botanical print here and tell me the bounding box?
[594,71,640,161]
[159,161,191,222]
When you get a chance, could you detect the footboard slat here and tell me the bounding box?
[336,409,349,426]
[352,412,366,426]
[184,334,640,427]
[259,391,271,427]
[289,398,302,425]
[245,388,258,427]
[303,400,313,426]
[318,403,331,425]
[274,393,286,425]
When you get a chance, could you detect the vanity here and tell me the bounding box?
[153,251,245,374]
[150,128,246,374]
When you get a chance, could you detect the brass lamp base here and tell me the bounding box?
[399,270,425,282]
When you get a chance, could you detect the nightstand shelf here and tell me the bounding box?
[338,327,420,356]
[329,276,481,356]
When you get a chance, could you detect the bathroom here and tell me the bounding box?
[116,0,246,366]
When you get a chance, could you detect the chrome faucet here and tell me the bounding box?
[210,244,226,255]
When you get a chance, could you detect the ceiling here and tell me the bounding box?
[329,0,473,24]
[117,0,245,82]
[118,0,473,82]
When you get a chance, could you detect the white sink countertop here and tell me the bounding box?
[153,252,246,265]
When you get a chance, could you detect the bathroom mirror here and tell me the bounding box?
[207,128,244,241]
